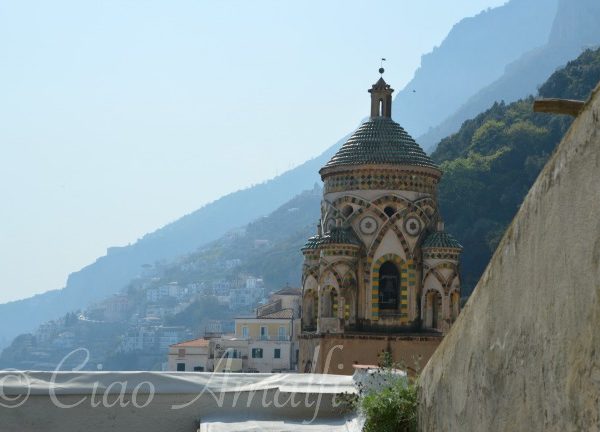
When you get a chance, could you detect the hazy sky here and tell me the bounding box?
[0,0,507,304]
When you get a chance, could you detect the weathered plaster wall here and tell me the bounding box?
[418,85,600,431]
[300,334,441,375]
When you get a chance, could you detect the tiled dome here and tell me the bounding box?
[321,117,438,172]
[319,226,362,247]
[422,231,463,250]
[301,235,322,251]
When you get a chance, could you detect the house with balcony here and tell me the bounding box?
[208,287,301,372]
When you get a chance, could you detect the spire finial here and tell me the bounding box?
[369,59,393,118]
[379,58,386,75]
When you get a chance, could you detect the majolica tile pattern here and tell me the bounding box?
[323,169,439,194]
[320,117,438,170]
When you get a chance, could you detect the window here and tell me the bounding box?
[384,206,396,217]
[193,366,204,372]
[177,348,185,358]
[278,326,286,340]
[379,261,399,310]
[252,348,263,358]
[341,205,353,218]
[274,348,281,359]
[224,348,239,359]
[242,326,249,339]
[260,326,268,340]
[176,362,185,371]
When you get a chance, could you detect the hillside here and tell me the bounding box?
[0,135,343,350]
[434,47,600,292]
[418,0,600,150]
[392,0,557,139]
[0,189,321,370]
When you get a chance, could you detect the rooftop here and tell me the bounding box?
[169,337,209,348]
[320,116,438,174]
[320,226,362,247]
[422,231,463,250]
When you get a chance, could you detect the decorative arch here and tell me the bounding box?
[413,197,438,223]
[330,195,388,223]
[371,194,412,218]
[370,253,412,323]
[422,267,446,288]
[302,267,319,286]
[367,216,412,261]
[423,262,461,294]
[318,265,343,289]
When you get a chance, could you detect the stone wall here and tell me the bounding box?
[417,85,600,431]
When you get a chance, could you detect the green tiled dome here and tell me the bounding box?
[319,226,362,247]
[301,235,322,251]
[422,231,463,250]
[321,117,438,172]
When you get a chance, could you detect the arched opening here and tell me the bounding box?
[378,261,399,310]
[450,291,460,322]
[341,205,353,218]
[342,277,357,324]
[384,206,396,218]
[321,287,337,318]
[378,99,383,116]
[302,290,317,330]
[425,290,443,330]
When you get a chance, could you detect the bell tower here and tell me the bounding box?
[368,68,394,118]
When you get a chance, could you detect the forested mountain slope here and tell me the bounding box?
[434,47,600,292]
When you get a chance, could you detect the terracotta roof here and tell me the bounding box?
[169,338,209,348]
[320,117,438,173]
[422,231,463,250]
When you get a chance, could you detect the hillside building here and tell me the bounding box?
[209,287,301,372]
[167,338,210,372]
[299,72,463,374]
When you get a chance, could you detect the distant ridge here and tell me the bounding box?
[418,0,600,151]
[392,0,557,141]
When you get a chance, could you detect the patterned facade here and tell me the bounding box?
[300,74,463,346]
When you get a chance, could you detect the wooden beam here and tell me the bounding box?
[533,98,585,116]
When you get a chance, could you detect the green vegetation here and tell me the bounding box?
[434,47,600,293]
[361,379,418,432]
[357,352,418,432]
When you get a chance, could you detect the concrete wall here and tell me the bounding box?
[418,85,600,431]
